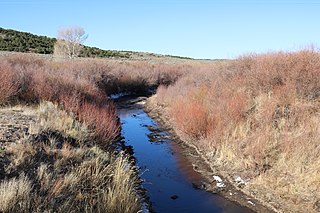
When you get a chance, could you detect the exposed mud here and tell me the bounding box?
[0,107,38,149]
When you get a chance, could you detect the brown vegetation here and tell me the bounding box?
[153,50,320,212]
[0,103,140,212]
[3,50,319,212]
[0,61,19,103]
[0,53,194,212]
[0,53,189,143]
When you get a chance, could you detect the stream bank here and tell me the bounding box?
[144,95,275,213]
[115,96,257,213]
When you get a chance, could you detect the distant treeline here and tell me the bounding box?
[0,27,130,58]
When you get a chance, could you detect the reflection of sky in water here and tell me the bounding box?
[119,108,253,213]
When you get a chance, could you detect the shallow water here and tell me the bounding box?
[119,106,253,213]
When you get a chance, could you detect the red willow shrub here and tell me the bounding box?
[0,55,119,145]
[59,93,119,145]
[78,101,119,146]
[170,100,214,139]
[235,50,320,99]
[53,59,188,95]
[0,61,19,103]
[0,53,192,145]
[156,49,320,169]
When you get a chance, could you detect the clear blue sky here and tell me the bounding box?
[0,0,319,59]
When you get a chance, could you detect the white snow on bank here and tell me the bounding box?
[136,100,146,105]
[248,200,255,206]
[213,175,226,188]
[234,175,248,186]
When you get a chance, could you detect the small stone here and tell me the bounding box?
[170,195,178,200]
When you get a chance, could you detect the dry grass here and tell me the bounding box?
[0,174,31,212]
[0,52,195,212]
[154,49,320,212]
[0,103,142,213]
[0,53,197,212]
[35,101,90,140]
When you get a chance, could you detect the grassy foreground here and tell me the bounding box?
[0,53,193,212]
[0,102,140,212]
[150,50,320,213]
[0,53,145,212]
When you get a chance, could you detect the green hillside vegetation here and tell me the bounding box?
[0,27,54,54]
[0,27,195,60]
[80,46,131,58]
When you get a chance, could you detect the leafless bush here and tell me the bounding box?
[154,50,320,212]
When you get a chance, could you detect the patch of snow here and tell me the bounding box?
[216,182,225,188]
[234,175,247,186]
[213,175,225,188]
[137,100,146,105]
[248,200,255,206]
[213,175,223,182]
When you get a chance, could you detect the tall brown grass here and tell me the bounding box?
[154,50,320,212]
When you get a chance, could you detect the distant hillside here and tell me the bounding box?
[0,27,54,54]
[0,27,193,60]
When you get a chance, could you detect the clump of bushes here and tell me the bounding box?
[0,54,189,144]
[154,50,320,212]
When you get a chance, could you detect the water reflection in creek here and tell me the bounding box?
[118,107,253,213]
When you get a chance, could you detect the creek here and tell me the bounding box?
[117,97,253,213]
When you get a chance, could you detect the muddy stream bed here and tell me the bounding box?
[116,97,254,213]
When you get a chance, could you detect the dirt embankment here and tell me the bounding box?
[145,95,281,213]
[0,107,38,149]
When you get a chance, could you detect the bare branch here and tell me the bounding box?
[54,27,88,59]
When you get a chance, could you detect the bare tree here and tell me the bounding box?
[54,27,88,59]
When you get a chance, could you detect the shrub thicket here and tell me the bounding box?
[0,53,190,143]
[154,50,320,212]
